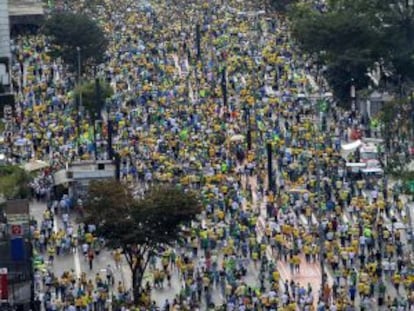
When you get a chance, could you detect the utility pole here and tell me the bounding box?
[76,47,82,156]
[316,141,326,290]
[114,152,121,181]
[267,142,274,192]
[247,127,252,151]
[106,104,119,180]
[221,66,227,108]
[77,47,82,108]
[107,113,113,161]
[94,76,101,160]
[246,106,252,151]
[196,23,201,60]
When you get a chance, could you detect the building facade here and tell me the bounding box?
[0,0,11,91]
[0,0,11,60]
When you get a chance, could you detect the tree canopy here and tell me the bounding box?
[84,180,201,303]
[268,0,298,12]
[289,0,414,104]
[0,166,32,200]
[43,12,108,72]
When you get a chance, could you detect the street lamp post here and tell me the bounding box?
[76,47,82,156]
[245,104,252,151]
[196,23,201,60]
[105,103,119,180]
[221,66,227,108]
[94,75,101,161]
[106,106,113,161]
[315,138,326,291]
[77,47,82,108]
[266,142,275,193]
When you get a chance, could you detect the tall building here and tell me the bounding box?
[0,200,33,310]
[0,0,10,60]
[8,0,45,29]
[0,0,11,90]
[0,0,45,93]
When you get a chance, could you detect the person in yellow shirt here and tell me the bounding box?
[292,255,301,273]
[392,273,401,293]
[47,245,56,264]
[81,294,88,308]
[75,296,83,308]
[85,232,93,245]
[266,264,277,284]
[113,249,122,269]
[287,302,297,310]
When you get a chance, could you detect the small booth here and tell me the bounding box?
[53,160,116,199]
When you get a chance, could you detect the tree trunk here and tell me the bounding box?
[132,267,145,304]
[125,248,153,305]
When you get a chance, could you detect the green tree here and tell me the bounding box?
[84,180,201,304]
[289,1,380,104]
[74,80,113,120]
[0,166,32,200]
[379,97,413,174]
[268,0,298,12]
[380,1,414,83]
[43,12,108,72]
[289,0,414,105]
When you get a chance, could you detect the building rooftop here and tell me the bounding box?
[8,0,44,17]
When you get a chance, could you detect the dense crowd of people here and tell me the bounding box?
[5,0,414,310]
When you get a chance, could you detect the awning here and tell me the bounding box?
[229,134,245,142]
[345,162,366,168]
[341,139,362,159]
[341,140,362,151]
[288,188,310,194]
[23,160,49,172]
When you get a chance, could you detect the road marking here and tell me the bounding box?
[277,260,290,280]
[121,263,131,289]
[299,215,308,226]
[74,247,82,278]
[53,215,58,233]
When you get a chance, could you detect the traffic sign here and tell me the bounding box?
[10,224,22,236]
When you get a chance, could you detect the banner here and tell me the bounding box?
[0,268,8,301]
[11,238,25,262]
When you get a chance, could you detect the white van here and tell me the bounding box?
[360,143,380,168]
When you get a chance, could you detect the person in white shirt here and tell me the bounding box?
[67,224,73,237]
[281,292,289,305]
[82,243,89,258]
[62,213,69,229]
